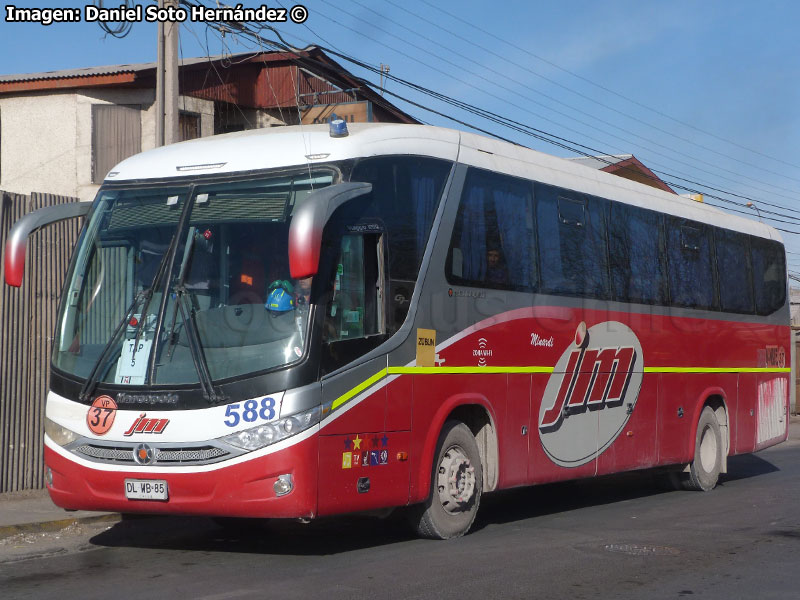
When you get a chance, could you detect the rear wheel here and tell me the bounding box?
[408,420,483,539]
[682,406,723,491]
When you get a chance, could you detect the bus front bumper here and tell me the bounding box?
[43,434,319,519]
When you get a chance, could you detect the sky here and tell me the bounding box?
[2,1,800,272]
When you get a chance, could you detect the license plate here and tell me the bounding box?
[125,479,168,501]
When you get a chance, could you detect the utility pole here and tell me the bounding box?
[155,0,180,147]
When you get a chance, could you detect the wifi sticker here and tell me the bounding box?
[473,337,493,366]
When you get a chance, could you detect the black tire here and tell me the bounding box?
[652,467,684,491]
[408,420,483,539]
[682,406,723,491]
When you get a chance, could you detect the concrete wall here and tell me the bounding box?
[0,92,80,198]
[1,89,215,202]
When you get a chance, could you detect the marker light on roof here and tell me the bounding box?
[329,116,348,138]
[176,162,226,172]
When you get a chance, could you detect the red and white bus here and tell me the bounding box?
[5,122,790,538]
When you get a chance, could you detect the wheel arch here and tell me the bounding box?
[690,388,730,474]
[411,394,499,503]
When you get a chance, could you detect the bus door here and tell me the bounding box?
[317,230,411,515]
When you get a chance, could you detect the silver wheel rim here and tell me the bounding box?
[437,445,476,514]
[699,425,718,473]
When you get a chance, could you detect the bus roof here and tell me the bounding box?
[106,122,780,243]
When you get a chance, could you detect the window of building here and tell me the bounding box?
[179,111,201,142]
[91,104,142,184]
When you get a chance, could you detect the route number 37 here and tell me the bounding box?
[223,398,276,427]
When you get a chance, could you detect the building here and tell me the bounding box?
[0,46,417,201]
[568,154,675,194]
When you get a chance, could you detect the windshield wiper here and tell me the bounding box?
[162,226,221,403]
[164,226,201,355]
[79,192,191,402]
[78,238,178,403]
[78,289,146,402]
[172,283,219,403]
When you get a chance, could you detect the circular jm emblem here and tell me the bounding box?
[133,443,155,466]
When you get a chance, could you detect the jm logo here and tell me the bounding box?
[539,342,637,434]
[123,413,170,437]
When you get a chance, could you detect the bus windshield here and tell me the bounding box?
[54,169,334,386]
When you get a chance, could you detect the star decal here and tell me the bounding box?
[381,434,389,447]
[371,435,380,448]
[344,437,352,450]
[353,434,362,450]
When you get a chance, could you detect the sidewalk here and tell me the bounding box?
[0,488,119,540]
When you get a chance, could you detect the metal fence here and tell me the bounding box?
[0,191,82,493]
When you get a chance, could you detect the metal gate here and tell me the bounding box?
[0,191,82,493]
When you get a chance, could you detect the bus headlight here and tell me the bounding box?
[220,405,321,451]
[44,418,79,447]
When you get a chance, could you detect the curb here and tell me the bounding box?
[0,513,121,541]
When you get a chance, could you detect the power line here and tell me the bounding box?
[303,0,800,211]
[93,0,134,38]
[341,0,800,205]
[175,1,800,234]
[415,0,800,174]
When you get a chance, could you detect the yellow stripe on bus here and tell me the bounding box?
[643,367,791,373]
[387,366,555,375]
[330,368,388,410]
[329,365,790,411]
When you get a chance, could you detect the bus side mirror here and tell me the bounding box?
[288,182,372,279]
[4,201,92,287]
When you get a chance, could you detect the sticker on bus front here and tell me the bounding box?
[86,395,117,436]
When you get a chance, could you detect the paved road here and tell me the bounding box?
[2,434,799,600]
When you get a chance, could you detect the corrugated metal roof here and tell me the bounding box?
[0,63,141,84]
[0,46,418,123]
[0,51,303,84]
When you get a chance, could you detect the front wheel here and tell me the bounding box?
[408,420,483,539]
[682,406,723,491]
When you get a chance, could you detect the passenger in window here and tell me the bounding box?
[486,247,509,285]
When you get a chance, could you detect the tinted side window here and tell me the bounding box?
[751,237,786,315]
[666,218,716,310]
[447,169,536,291]
[715,229,754,313]
[536,184,610,299]
[609,203,667,305]
[350,156,452,331]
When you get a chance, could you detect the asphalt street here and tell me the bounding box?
[1,431,799,600]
